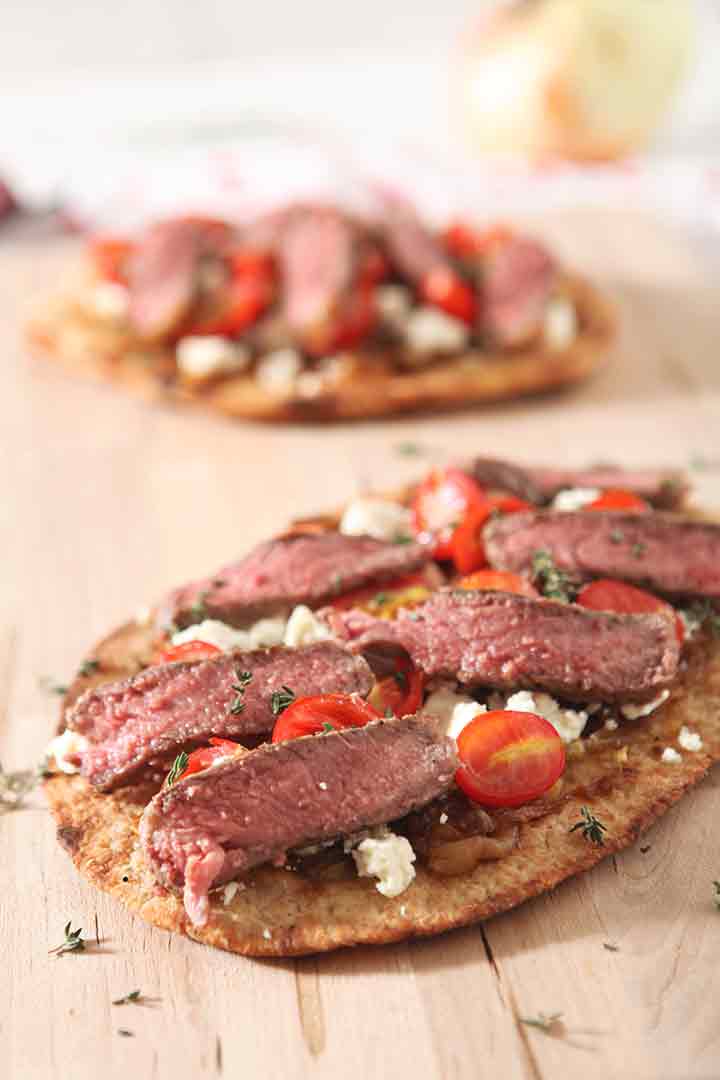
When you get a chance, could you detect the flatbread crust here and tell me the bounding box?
[46,613,720,956]
[28,273,614,422]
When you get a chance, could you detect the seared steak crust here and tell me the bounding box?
[485,510,720,599]
[328,590,680,703]
[70,643,372,791]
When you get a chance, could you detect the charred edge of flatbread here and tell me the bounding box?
[46,614,720,957]
[27,273,614,423]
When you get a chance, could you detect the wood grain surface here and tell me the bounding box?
[2,210,720,1080]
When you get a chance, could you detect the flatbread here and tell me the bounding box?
[28,273,614,422]
[45,610,720,957]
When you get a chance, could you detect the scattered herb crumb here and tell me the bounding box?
[321,722,335,733]
[631,542,647,559]
[531,550,575,603]
[79,659,100,678]
[189,589,211,621]
[519,1012,563,1033]
[117,1029,135,1038]
[609,529,625,545]
[270,685,296,717]
[603,943,620,952]
[640,845,652,854]
[49,922,86,957]
[392,535,414,545]
[0,761,43,812]
[113,990,142,1006]
[395,441,424,457]
[165,752,189,787]
[229,670,253,715]
[38,676,69,696]
[569,806,608,846]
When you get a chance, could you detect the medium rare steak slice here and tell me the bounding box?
[140,715,458,926]
[485,510,720,599]
[469,459,688,509]
[480,237,556,348]
[160,532,428,631]
[327,591,679,703]
[70,642,372,791]
[381,211,451,283]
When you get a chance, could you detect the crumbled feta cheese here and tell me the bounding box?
[87,281,129,320]
[677,726,703,752]
[604,718,619,732]
[46,729,88,774]
[551,487,601,512]
[283,605,331,648]
[439,812,449,825]
[423,685,481,738]
[172,616,286,653]
[176,336,250,382]
[404,306,469,358]
[661,747,682,764]
[399,904,407,916]
[543,296,577,352]
[256,348,302,393]
[262,928,272,940]
[222,881,243,905]
[621,690,670,721]
[339,498,412,542]
[506,690,588,744]
[352,830,416,898]
[448,701,487,741]
[318,781,328,791]
[377,284,412,329]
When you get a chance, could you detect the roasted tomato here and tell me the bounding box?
[419,266,476,325]
[577,578,684,644]
[176,737,243,782]
[330,572,432,618]
[456,710,566,808]
[457,570,539,598]
[585,489,650,513]
[367,651,424,718]
[187,250,275,336]
[412,468,486,560]
[442,222,514,259]
[89,236,135,284]
[158,641,223,664]
[271,693,380,743]
[450,493,532,574]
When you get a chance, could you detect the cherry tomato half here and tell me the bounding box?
[420,267,477,325]
[450,494,532,574]
[412,468,486,560]
[577,578,684,644]
[159,641,223,664]
[89,236,135,284]
[456,710,566,808]
[271,693,380,744]
[442,222,514,260]
[457,570,539,598]
[187,250,275,337]
[585,489,650,513]
[367,652,424,718]
[176,737,243,782]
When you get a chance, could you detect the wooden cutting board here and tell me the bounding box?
[2,209,719,1080]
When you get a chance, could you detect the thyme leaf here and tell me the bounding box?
[519,1012,563,1032]
[78,659,101,678]
[271,685,296,717]
[531,550,574,603]
[165,752,189,787]
[49,921,86,956]
[229,670,253,715]
[395,441,425,457]
[112,990,142,1006]
[321,722,335,733]
[569,806,608,845]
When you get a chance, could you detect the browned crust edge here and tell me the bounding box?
[27,273,615,422]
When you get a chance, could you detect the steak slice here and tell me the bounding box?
[159,532,428,631]
[480,237,556,348]
[70,642,372,791]
[469,459,688,509]
[485,510,720,599]
[327,590,679,703]
[140,715,458,926]
[381,210,451,284]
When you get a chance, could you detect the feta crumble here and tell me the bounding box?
[439,812,449,825]
[404,307,469,359]
[661,747,682,764]
[283,605,331,648]
[256,348,302,393]
[543,296,577,352]
[551,487,600,512]
[506,690,588,744]
[621,690,670,721]
[352,829,416,898]
[377,284,412,330]
[222,881,243,905]
[604,718,619,732]
[318,781,328,791]
[176,335,250,382]
[46,729,88,774]
[262,928,272,940]
[423,685,482,739]
[171,616,286,653]
[677,726,703,752]
[339,497,412,542]
[87,281,130,320]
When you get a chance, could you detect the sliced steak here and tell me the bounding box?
[469,457,547,504]
[381,211,451,284]
[70,642,372,791]
[485,510,720,599]
[159,532,428,631]
[327,590,679,703]
[480,237,556,348]
[140,715,458,925]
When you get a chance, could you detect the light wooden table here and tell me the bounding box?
[2,211,720,1080]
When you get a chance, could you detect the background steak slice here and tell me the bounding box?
[161,532,428,631]
[140,715,458,925]
[71,642,372,791]
[485,510,720,599]
[381,210,451,283]
[329,591,679,703]
[480,237,555,348]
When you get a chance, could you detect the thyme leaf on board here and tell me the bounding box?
[519,1012,563,1032]
[270,686,296,717]
[395,441,426,457]
[38,676,69,696]
[229,670,253,715]
[112,990,142,1006]
[531,550,574,603]
[48,922,86,957]
[569,806,608,846]
[78,659,101,678]
[117,1029,135,1038]
[603,943,620,952]
[165,752,189,787]
[0,761,43,812]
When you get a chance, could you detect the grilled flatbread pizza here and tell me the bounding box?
[45,458,720,955]
[28,208,614,421]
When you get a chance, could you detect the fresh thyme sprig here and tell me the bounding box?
[271,686,296,717]
[569,806,608,845]
[519,1012,563,1032]
[166,752,189,787]
[321,722,336,733]
[229,670,253,715]
[531,550,574,603]
[49,922,86,957]
[112,990,142,1006]
[79,659,101,678]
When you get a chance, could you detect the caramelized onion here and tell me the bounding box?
[427,828,519,877]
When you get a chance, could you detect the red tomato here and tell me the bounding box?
[188,250,275,336]
[450,493,532,574]
[457,570,539,598]
[89,236,135,284]
[577,579,684,644]
[585,489,650,513]
[177,737,243,782]
[271,693,380,743]
[456,710,566,808]
[420,267,477,325]
[367,652,424,718]
[442,222,513,259]
[159,641,223,664]
[412,468,486,560]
